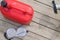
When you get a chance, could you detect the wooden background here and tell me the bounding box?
[0,0,60,40]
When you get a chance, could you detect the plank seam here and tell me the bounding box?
[35,10,60,22]
[0,17,60,36]
[34,0,52,7]
[35,17,56,26]
[32,20,60,33]
[0,19,50,40]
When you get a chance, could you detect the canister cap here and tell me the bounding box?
[1,1,7,7]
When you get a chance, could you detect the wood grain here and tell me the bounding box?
[19,0,60,32]
[0,0,60,32]
[0,20,49,40]
[0,18,59,39]
[0,0,60,40]
[19,0,60,20]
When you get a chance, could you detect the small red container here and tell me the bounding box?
[0,0,34,25]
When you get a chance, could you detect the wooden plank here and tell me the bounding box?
[33,12,60,31]
[0,11,60,39]
[0,21,49,40]
[0,5,60,32]
[33,0,60,20]
[19,0,60,20]
[26,22,59,39]
[0,0,60,31]
[0,0,60,32]
[0,18,59,39]
[18,0,60,32]
[0,32,39,40]
[51,33,60,40]
[0,4,60,40]
[12,32,45,40]
[35,0,60,7]
[0,0,59,30]
[0,19,17,32]
[0,11,59,29]
[54,36,60,40]
[0,32,6,40]
[0,0,59,38]
[0,31,39,40]
[22,32,49,40]
[0,31,49,40]
[0,13,21,26]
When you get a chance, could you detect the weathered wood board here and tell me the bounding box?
[0,20,49,40]
[19,0,60,20]
[0,17,59,40]
[0,0,60,40]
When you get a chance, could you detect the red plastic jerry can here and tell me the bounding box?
[0,0,34,25]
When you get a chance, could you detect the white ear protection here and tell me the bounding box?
[4,27,28,40]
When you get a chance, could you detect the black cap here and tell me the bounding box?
[52,0,57,14]
[1,1,7,7]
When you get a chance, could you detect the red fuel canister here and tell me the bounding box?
[0,0,34,25]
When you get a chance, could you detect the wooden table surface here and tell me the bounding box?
[0,0,60,40]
